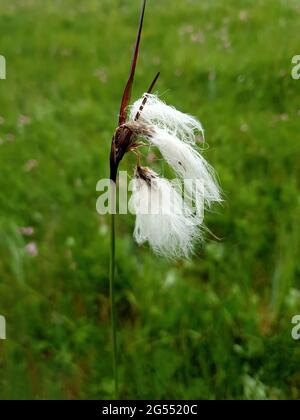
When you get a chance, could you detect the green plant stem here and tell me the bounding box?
[109,184,118,399]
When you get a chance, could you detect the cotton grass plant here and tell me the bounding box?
[107,0,221,397]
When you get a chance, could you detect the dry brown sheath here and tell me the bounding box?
[110,0,160,183]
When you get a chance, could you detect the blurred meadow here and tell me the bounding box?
[0,0,300,400]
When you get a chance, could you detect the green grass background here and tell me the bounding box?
[0,0,300,400]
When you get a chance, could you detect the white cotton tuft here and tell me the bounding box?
[129,94,204,144]
[129,168,201,259]
[126,94,222,259]
[146,127,222,208]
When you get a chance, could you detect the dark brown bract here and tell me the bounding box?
[109,0,160,184]
[110,122,153,182]
[136,166,156,187]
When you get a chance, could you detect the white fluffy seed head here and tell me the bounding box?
[129,168,202,259]
[126,94,221,259]
[146,127,222,208]
[129,94,204,144]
